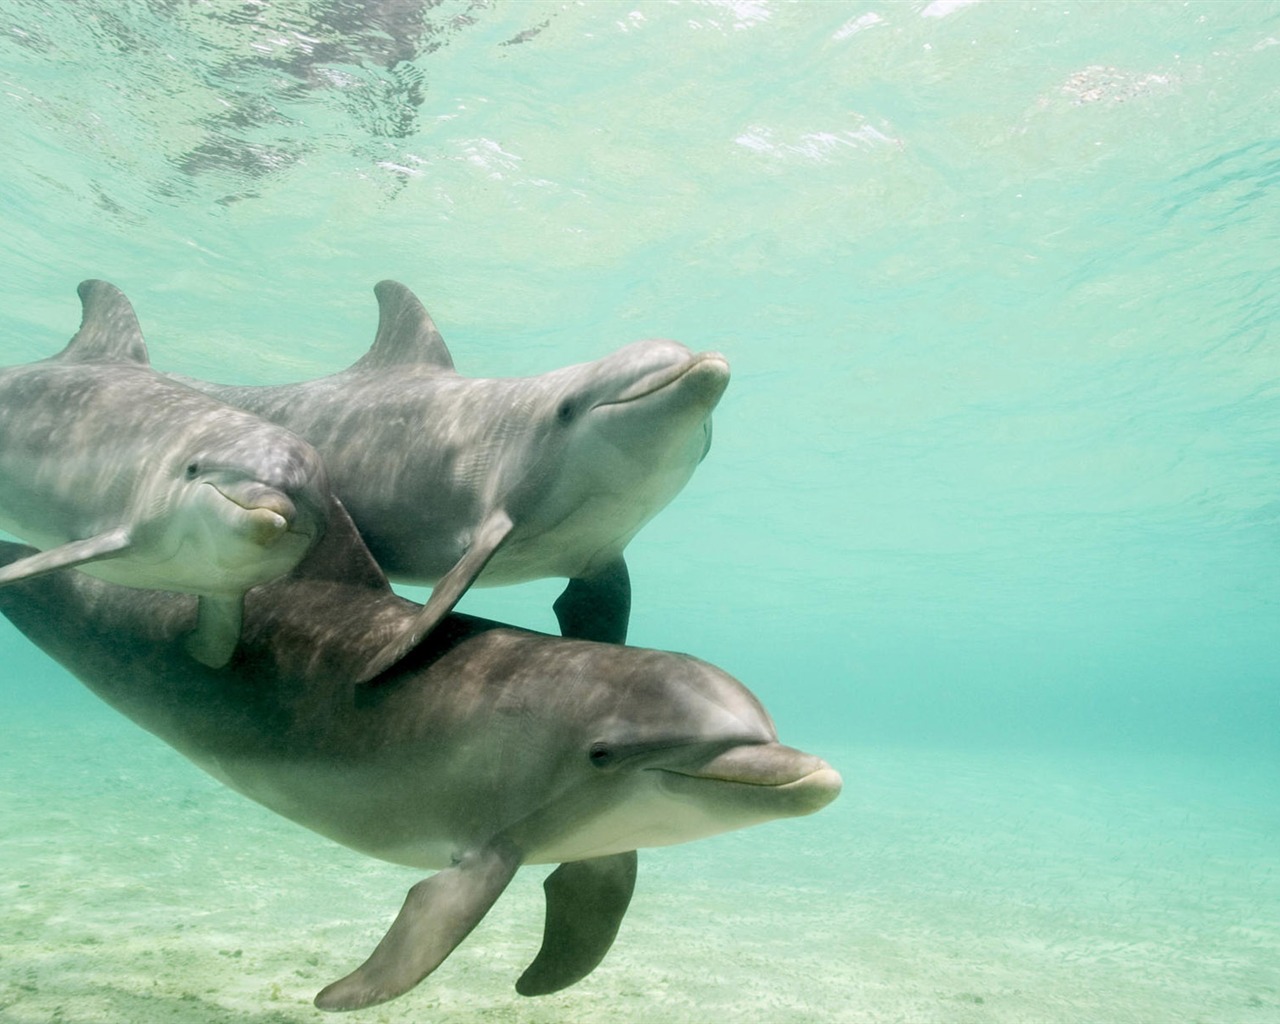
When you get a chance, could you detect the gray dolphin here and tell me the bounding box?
[175,280,730,679]
[0,280,330,667]
[0,509,840,1011]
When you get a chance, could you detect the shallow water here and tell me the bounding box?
[1,2,1278,1021]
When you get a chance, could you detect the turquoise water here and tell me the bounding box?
[1,2,1278,1021]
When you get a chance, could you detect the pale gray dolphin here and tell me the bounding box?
[0,280,330,667]
[0,511,840,1011]
[175,280,730,679]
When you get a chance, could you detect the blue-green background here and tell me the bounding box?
[1,3,1277,1021]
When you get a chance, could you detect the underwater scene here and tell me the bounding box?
[0,1,1277,1021]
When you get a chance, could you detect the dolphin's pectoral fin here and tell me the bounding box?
[314,838,522,1012]
[184,594,243,668]
[0,528,133,587]
[516,850,638,997]
[354,509,514,685]
[553,557,631,644]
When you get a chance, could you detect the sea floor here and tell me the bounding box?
[1,701,1277,1024]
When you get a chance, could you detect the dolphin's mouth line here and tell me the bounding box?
[655,766,829,789]
[209,484,287,515]
[596,351,729,409]
[206,483,312,536]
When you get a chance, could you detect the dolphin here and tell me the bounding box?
[174,280,730,679]
[0,280,330,667]
[0,511,841,1012]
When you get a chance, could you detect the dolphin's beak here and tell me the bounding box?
[660,742,843,816]
[601,351,730,408]
[209,482,300,546]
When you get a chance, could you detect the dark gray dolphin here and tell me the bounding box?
[0,281,330,667]
[174,281,730,679]
[0,510,840,1012]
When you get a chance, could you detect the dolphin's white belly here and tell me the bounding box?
[199,752,469,871]
[478,435,708,585]
[479,494,650,584]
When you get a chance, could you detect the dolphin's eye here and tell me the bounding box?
[588,742,614,769]
[557,400,576,424]
[185,462,200,479]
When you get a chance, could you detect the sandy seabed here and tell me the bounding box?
[1,704,1277,1024]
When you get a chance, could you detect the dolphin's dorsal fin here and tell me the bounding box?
[288,495,391,591]
[351,280,454,372]
[56,280,150,365]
